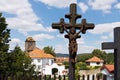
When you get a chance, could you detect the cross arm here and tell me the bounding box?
[81,19,95,34]
[102,42,115,50]
[75,23,94,30]
[52,23,64,33]
[52,18,65,33]
[74,24,83,29]
[65,14,81,20]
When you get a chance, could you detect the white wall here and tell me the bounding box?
[32,58,42,71]
[31,58,65,75]
[90,62,103,66]
[31,58,54,72]
[44,63,65,75]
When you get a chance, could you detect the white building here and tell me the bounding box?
[101,64,114,80]
[25,37,65,75]
[86,56,104,66]
[44,63,66,75]
[29,47,54,72]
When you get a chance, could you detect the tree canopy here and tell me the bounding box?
[0,13,35,78]
[77,49,114,64]
[0,13,10,74]
[77,53,93,62]
[106,53,114,64]
[8,46,35,75]
[43,46,56,57]
[91,49,107,63]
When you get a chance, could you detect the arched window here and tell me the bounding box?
[52,68,58,75]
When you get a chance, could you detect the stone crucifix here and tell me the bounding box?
[52,3,94,80]
[102,27,120,80]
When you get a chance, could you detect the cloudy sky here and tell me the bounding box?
[1,0,120,54]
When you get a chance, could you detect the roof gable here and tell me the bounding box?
[29,47,54,59]
[86,56,104,62]
[101,64,114,73]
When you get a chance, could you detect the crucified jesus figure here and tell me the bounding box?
[64,27,83,63]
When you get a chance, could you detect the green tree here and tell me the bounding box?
[92,49,107,62]
[8,46,35,76]
[0,13,10,75]
[43,46,56,57]
[76,62,89,70]
[63,61,69,69]
[106,53,114,64]
[77,54,93,62]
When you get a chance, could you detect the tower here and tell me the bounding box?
[25,37,36,52]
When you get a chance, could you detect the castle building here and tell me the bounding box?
[25,37,54,72]
[25,37,65,75]
[25,37,36,52]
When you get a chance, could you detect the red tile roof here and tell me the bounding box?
[101,64,114,73]
[29,47,54,59]
[55,57,69,63]
[86,56,104,62]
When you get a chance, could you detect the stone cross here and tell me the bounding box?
[52,3,94,80]
[52,4,94,34]
[102,27,120,80]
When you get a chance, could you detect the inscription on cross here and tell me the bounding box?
[102,27,120,80]
[52,3,95,80]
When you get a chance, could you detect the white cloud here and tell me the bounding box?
[55,44,68,53]
[77,38,96,53]
[37,0,77,8]
[33,34,54,41]
[0,0,39,21]
[77,38,85,45]
[78,45,96,53]
[114,3,120,9]
[109,32,113,38]
[46,27,56,32]
[0,0,49,34]
[78,2,88,13]
[89,22,120,34]
[57,34,65,39]
[9,38,24,50]
[88,0,117,13]
[101,36,108,40]
[7,18,46,34]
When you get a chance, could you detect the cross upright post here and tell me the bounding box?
[52,3,94,80]
[102,27,120,80]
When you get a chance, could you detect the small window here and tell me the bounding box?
[38,59,41,62]
[97,62,100,64]
[51,59,54,64]
[38,65,41,69]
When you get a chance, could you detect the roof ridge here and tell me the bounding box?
[86,56,104,62]
[29,47,54,58]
